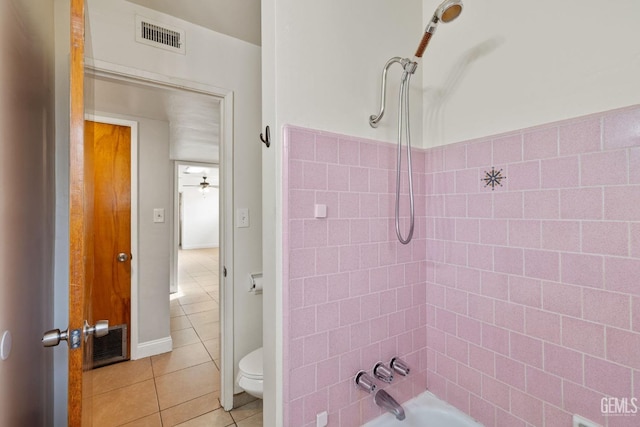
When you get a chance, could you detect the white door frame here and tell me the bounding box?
[172,160,220,294]
[84,113,140,359]
[84,59,235,409]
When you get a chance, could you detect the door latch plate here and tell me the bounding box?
[69,329,81,349]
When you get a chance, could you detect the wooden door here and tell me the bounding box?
[85,120,132,359]
[68,0,90,425]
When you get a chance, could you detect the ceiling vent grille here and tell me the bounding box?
[135,16,186,55]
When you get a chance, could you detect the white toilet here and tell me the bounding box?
[237,347,263,399]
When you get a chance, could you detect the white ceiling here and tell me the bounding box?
[126,0,261,46]
[86,75,221,163]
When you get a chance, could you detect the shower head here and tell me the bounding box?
[436,0,463,23]
[414,0,463,58]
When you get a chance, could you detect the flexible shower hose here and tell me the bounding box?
[395,70,415,245]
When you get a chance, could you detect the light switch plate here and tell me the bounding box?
[237,208,249,228]
[153,208,165,223]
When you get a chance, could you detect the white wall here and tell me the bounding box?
[182,187,219,249]
[0,0,55,424]
[420,0,640,146]
[273,0,423,144]
[84,0,263,396]
[132,115,173,343]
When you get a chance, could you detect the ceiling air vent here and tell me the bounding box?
[135,16,186,55]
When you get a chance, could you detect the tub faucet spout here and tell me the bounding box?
[374,389,406,421]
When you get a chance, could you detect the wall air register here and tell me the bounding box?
[135,15,186,55]
[92,324,128,368]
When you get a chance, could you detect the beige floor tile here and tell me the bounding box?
[97,249,225,425]
[120,412,162,427]
[202,338,219,360]
[182,300,217,315]
[92,379,159,427]
[190,269,216,278]
[171,327,201,348]
[185,267,211,275]
[170,315,193,332]
[175,408,234,427]
[178,293,213,306]
[235,412,263,427]
[192,321,219,341]
[188,310,218,326]
[160,392,221,426]
[151,342,212,376]
[170,304,186,318]
[155,362,220,410]
[233,392,258,409]
[179,286,209,296]
[197,280,219,290]
[201,285,219,293]
[176,280,199,289]
[230,399,263,423]
[178,281,203,290]
[91,358,154,396]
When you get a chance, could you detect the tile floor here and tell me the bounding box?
[89,248,263,426]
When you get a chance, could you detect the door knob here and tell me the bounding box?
[117,252,129,262]
[42,320,109,348]
[42,328,76,348]
[84,320,109,339]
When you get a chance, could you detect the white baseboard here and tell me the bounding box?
[133,336,173,359]
[181,243,219,250]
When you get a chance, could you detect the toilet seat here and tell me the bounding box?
[237,347,263,398]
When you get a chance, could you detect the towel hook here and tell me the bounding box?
[260,125,271,148]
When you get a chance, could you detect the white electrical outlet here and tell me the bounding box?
[572,414,601,427]
[237,208,249,228]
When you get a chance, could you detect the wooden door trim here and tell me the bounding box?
[68,0,85,425]
[85,114,139,359]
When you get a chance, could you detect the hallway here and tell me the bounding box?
[87,248,262,426]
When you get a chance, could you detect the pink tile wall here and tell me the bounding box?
[283,127,429,426]
[283,105,640,427]
[426,105,640,427]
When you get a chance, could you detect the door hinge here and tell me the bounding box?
[223,266,227,277]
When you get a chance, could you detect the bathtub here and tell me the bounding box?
[363,391,484,427]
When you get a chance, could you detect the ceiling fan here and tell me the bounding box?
[183,176,219,193]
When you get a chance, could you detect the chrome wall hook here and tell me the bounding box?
[260,125,271,147]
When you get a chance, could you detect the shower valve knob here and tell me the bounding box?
[373,362,394,383]
[355,371,377,394]
[390,357,411,376]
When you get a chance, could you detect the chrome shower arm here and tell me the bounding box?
[369,57,402,128]
[369,57,417,128]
